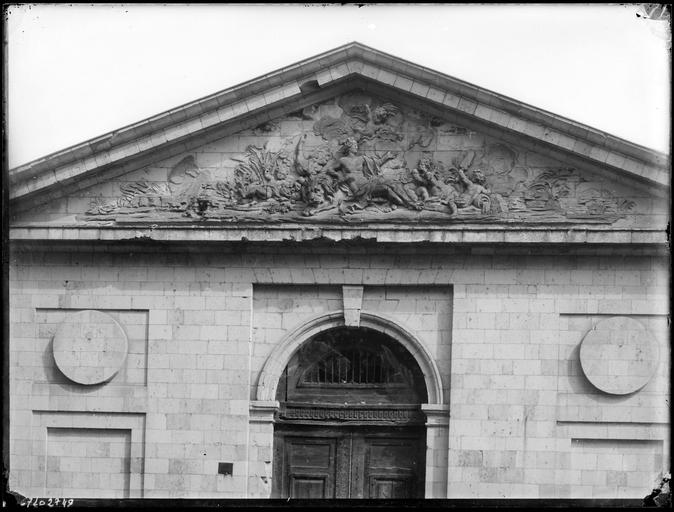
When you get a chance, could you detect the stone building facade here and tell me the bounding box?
[7,43,670,499]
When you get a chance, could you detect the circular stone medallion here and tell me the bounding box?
[579,316,659,395]
[53,310,128,385]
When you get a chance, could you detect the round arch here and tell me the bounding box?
[256,311,444,405]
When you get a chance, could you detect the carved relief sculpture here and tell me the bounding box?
[83,90,635,225]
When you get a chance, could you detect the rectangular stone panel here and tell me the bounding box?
[27,411,145,499]
[570,438,664,498]
[45,428,132,498]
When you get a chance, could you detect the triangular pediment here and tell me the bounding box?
[9,43,669,244]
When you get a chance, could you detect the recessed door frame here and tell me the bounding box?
[249,312,450,498]
[249,401,449,498]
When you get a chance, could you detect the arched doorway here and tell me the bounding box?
[272,326,428,499]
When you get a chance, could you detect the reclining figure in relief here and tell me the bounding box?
[321,137,421,213]
[295,135,420,216]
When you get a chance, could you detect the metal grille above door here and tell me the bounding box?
[276,326,428,406]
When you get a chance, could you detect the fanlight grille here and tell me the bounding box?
[279,326,428,405]
[299,346,411,386]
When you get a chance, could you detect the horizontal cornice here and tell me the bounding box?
[8,225,668,247]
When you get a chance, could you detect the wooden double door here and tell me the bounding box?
[273,424,425,499]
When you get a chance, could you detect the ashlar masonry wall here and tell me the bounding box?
[8,244,670,499]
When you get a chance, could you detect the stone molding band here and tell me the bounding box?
[277,404,425,424]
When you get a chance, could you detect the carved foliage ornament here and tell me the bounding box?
[83,92,635,224]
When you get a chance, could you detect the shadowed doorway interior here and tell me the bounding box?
[272,326,428,499]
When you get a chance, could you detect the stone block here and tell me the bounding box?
[457,97,478,115]
[392,74,413,92]
[375,68,397,85]
[410,81,430,97]
[426,87,445,104]
[342,285,364,327]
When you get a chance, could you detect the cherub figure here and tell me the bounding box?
[453,167,492,214]
[405,157,439,201]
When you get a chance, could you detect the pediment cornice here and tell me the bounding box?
[9,42,670,208]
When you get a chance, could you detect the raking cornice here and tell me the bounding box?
[9,42,670,208]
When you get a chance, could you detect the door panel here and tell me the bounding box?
[290,476,328,498]
[369,476,412,499]
[274,426,425,499]
[366,438,419,470]
[354,434,423,499]
[289,440,333,468]
[283,436,337,498]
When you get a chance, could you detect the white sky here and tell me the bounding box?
[5,4,671,168]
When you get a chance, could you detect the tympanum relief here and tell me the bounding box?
[84,91,634,224]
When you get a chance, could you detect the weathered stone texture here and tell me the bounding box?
[7,42,670,501]
[11,91,668,230]
[8,247,670,498]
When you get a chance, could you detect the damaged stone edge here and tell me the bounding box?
[7,226,669,245]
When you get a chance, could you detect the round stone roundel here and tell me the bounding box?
[53,310,128,385]
[579,316,659,395]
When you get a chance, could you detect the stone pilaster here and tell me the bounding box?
[422,403,450,498]
[248,401,279,498]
